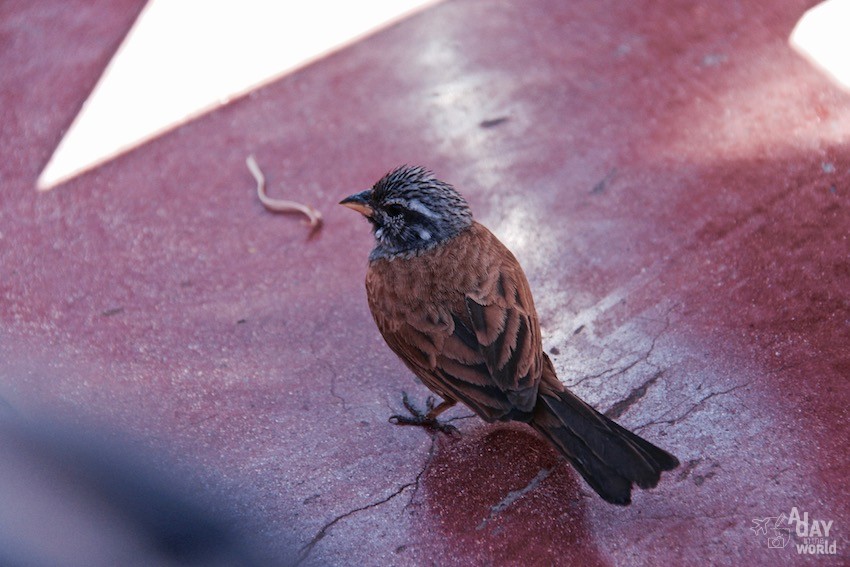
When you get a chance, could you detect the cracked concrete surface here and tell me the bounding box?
[2,0,849,565]
[604,370,665,420]
[297,436,437,564]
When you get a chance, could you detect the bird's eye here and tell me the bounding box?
[384,204,405,217]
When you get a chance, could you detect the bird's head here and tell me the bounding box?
[340,166,473,260]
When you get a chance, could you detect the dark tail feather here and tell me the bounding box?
[530,389,679,505]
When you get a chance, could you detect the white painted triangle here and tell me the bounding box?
[37,0,441,190]
[790,0,850,92]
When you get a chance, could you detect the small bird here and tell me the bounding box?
[341,166,678,505]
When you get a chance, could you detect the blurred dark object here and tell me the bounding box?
[0,415,289,567]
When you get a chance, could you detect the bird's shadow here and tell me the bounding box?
[419,423,609,566]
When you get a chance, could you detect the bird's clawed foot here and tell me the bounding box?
[389,392,459,436]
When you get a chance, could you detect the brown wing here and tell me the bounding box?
[463,250,542,413]
[366,222,543,422]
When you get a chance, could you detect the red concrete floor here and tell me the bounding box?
[1,0,848,565]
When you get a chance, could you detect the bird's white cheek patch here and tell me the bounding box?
[417,228,432,241]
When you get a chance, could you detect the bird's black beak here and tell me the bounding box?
[339,189,374,217]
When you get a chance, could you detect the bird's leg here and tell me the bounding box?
[390,392,459,435]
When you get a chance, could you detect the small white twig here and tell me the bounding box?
[246,155,322,228]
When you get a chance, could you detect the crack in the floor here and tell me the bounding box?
[766,464,794,485]
[676,458,702,482]
[568,354,644,388]
[296,436,437,564]
[476,468,552,531]
[634,381,752,432]
[567,305,673,390]
[402,435,438,510]
[295,483,410,564]
[604,369,665,419]
[317,358,349,411]
[328,372,349,411]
